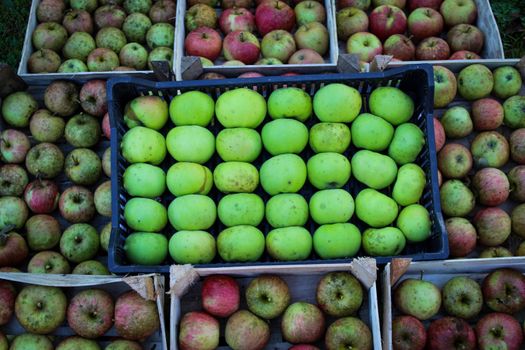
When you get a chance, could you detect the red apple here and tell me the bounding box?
[449,50,480,59]
[472,98,503,131]
[433,116,446,151]
[482,269,525,314]
[383,34,415,60]
[428,317,476,350]
[80,79,107,117]
[447,23,484,54]
[178,311,220,350]
[392,315,426,350]
[369,5,407,41]
[408,0,442,11]
[102,112,111,139]
[255,0,296,36]
[445,217,476,257]
[472,167,509,206]
[416,36,450,60]
[223,30,261,64]
[219,7,256,34]
[346,32,382,62]
[476,313,523,350]
[474,207,511,247]
[24,179,59,214]
[185,27,222,61]
[438,143,472,179]
[408,7,444,39]
[202,275,240,318]
[288,48,324,64]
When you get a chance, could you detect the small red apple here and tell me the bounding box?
[255,0,296,36]
[202,275,240,318]
[24,179,60,214]
[369,5,407,41]
[184,27,222,62]
[219,7,256,34]
[416,36,450,60]
[223,30,261,64]
[449,50,480,59]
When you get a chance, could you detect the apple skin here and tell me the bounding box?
[226,310,270,350]
[474,207,511,247]
[80,79,107,117]
[416,36,450,60]
[470,131,509,168]
[185,4,217,31]
[408,0,442,10]
[510,130,525,164]
[408,7,444,39]
[114,291,160,340]
[476,313,523,350]
[325,317,372,350]
[483,268,525,314]
[384,34,415,60]
[63,32,97,61]
[445,217,477,257]
[336,7,368,42]
[169,230,216,264]
[369,5,407,41]
[440,0,477,27]
[27,250,70,274]
[503,95,525,129]
[25,143,65,179]
[480,246,513,258]
[255,0,296,36]
[294,22,329,55]
[67,289,114,338]
[32,22,68,52]
[185,27,222,62]
[472,98,504,130]
[281,302,325,343]
[295,1,326,26]
[372,0,406,8]
[179,311,220,350]
[0,129,31,164]
[87,48,120,72]
[427,317,476,350]
[24,179,59,214]
[447,23,484,54]
[220,7,255,34]
[2,92,38,128]
[94,5,126,28]
[223,30,261,64]
[0,164,28,197]
[493,66,522,99]
[394,278,441,320]
[289,345,320,350]
[59,186,95,223]
[37,0,66,22]
[0,280,15,325]
[449,50,480,59]
[316,272,363,317]
[246,275,290,319]
[202,275,240,318]
[441,106,473,138]
[60,223,99,263]
[457,64,494,100]
[149,0,176,23]
[346,32,382,62]
[261,30,296,62]
[44,80,79,118]
[442,276,482,319]
[437,143,472,179]
[433,65,457,108]
[122,13,152,43]
[0,229,28,267]
[512,204,525,238]
[472,168,509,206]
[337,0,371,10]
[63,9,94,34]
[392,315,426,350]
[9,334,53,350]
[28,49,61,73]
[433,117,446,151]
[288,48,325,64]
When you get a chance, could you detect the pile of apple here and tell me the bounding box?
[392,268,525,350]
[27,0,175,73]
[430,63,525,258]
[336,0,485,62]
[118,80,433,266]
[178,272,372,349]
[183,0,331,67]
[0,79,112,274]
[0,281,159,349]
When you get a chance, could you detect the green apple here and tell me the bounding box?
[260,154,307,195]
[388,123,425,164]
[124,198,167,232]
[213,161,259,193]
[397,204,431,243]
[169,230,216,264]
[351,150,397,189]
[266,193,309,228]
[266,226,312,261]
[216,128,262,162]
[369,87,414,125]
[351,113,394,151]
[267,87,312,122]
[168,194,216,230]
[218,193,264,227]
[169,91,215,126]
[121,126,166,165]
[362,227,406,256]
[503,95,525,129]
[1,91,38,127]
[307,152,351,189]
[313,223,361,259]
[441,106,473,138]
[313,83,362,122]
[261,119,309,155]
[457,64,494,100]
[166,162,213,196]
[309,189,354,224]
[217,225,265,262]
[440,180,475,217]
[123,163,166,198]
[492,66,522,99]
[123,96,168,130]
[166,126,215,164]
[309,122,351,153]
[392,163,425,206]
[215,88,267,128]
[125,232,168,265]
[355,189,398,227]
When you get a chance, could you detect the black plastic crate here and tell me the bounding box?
[108,65,447,274]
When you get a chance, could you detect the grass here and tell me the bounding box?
[0,0,32,68]
[490,0,525,58]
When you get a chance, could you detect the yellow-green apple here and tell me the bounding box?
[281,302,325,343]
[245,275,290,319]
[223,30,261,64]
[125,197,167,231]
[440,0,477,27]
[346,32,382,62]
[222,0,252,8]
[457,64,494,100]
[64,114,100,148]
[472,98,503,130]
[216,88,266,127]
[449,50,480,59]
[503,95,525,129]
[397,204,431,242]
[219,7,255,34]
[316,272,363,317]
[9,334,53,349]
[416,36,450,59]
[32,22,68,52]
[25,215,61,251]
[470,131,509,168]
[392,316,427,350]
[261,30,296,62]
[512,204,525,238]
[202,275,240,317]
[261,119,308,155]
[447,23,484,53]
[217,225,265,261]
[59,223,99,262]
[43,80,79,117]
[71,0,98,12]
[474,207,511,246]
[266,226,312,260]
[121,127,166,165]
[63,32,96,61]
[294,22,329,55]
[437,143,472,179]
[356,188,398,227]
[310,123,351,153]
[114,290,160,340]
[122,13,152,43]
[309,189,354,224]
[314,83,361,122]
[58,186,94,223]
[94,5,126,28]
[169,230,216,264]
[352,150,397,189]
[124,95,168,129]
[149,0,176,23]
[217,128,262,161]
[313,223,361,259]
[29,110,65,143]
[25,143,64,179]
[102,148,111,177]
[472,167,509,206]
[72,260,109,275]
[480,246,513,258]
[351,113,394,151]
[166,162,212,196]
[476,313,523,350]
[268,87,312,121]
[146,23,174,49]
[433,65,457,108]
[218,193,264,226]
[336,7,368,41]
[288,48,324,63]
[226,310,270,349]
[325,317,372,350]
[37,0,65,22]
[409,0,442,10]
[441,106,473,138]
[124,163,166,197]
[383,34,415,60]
[213,161,259,193]
[295,1,326,25]
[483,269,525,313]
[256,57,282,65]
[266,193,308,228]
[166,125,214,164]
[363,227,406,255]
[0,165,27,197]
[427,317,476,350]
[440,179,474,217]
[1,92,38,128]
[24,179,59,214]
[260,154,306,195]
[124,232,168,265]
[255,0,296,36]
[442,276,482,319]
[96,27,127,53]
[389,123,425,164]
[199,56,214,66]
[338,0,370,10]
[394,278,441,320]
[222,59,244,66]
[168,194,216,230]
[392,164,425,205]
[119,42,148,69]
[493,66,522,99]
[408,7,443,39]
[445,217,476,257]
[179,312,219,350]
[87,48,120,71]
[510,130,525,164]
[185,4,217,31]
[0,129,30,163]
[28,49,61,73]
[63,9,94,34]
[369,5,407,41]
[170,90,214,127]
